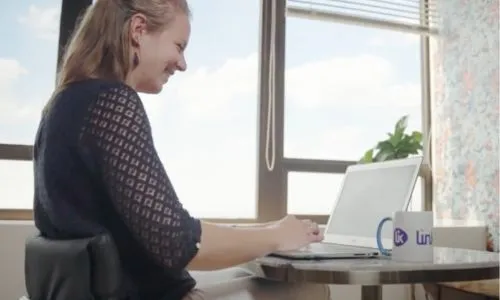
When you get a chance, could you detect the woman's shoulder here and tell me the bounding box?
[59,78,137,100]
[41,79,139,133]
[49,79,140,116]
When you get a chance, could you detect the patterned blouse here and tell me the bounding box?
[33,79,201,300]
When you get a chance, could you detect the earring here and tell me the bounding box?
[133,52,139,67]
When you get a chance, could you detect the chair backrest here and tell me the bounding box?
[24,234,124,300]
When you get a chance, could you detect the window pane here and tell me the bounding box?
[0,2,61,144]
[284,19,422,161]
[141,0,260,218]
[288,172,344,215]
[0,160,33,209]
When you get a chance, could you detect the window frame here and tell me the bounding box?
[0,0,433,223]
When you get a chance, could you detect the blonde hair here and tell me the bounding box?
[57,0,190,88]
[41,0,190,115]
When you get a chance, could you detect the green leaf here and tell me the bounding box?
[397,141,422,156]
[411,131,423,143]
[376,140,395,152]
[374,148,395,162]
[395,115,409,133]
[360,149,374,163]
[389,130,403,147]
[396,135,412,150]
[391,115,408,144]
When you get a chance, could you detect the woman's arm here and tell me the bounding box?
[235,221,276,228]
[186,221,279,271]
[205,221,277,229]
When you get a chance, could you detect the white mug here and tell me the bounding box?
[376,211,434,262]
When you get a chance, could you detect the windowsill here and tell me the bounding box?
[0,220,34,226]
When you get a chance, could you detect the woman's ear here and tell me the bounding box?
[129,13,148,46]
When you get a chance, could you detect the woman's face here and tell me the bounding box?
[129,13,191,94]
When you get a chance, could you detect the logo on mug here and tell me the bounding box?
[394,227,408,247]
[416,230,432,245]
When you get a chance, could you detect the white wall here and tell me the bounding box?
[0,221,38,300]
[0,221,409,300]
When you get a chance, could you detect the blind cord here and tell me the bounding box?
[265,0,277,172]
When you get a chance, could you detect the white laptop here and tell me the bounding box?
[270,156,423,260]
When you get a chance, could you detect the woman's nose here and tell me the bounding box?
[177,56,187,72]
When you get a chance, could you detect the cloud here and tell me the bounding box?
[286,126,374,160]
[0,58,35,121]
[178,54,258,117]
[286,54,420,109]
[142,53,259,121]
[18,5,60,41]
[0,58,28,85]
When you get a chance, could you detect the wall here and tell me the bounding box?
[431,0,500,252]
[0,221,38,300]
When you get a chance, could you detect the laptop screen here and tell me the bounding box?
[325,163,419,243]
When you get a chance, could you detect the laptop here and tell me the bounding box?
[270,156,423,260]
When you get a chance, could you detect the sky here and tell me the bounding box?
[0,0,422,218]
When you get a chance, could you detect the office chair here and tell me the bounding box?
[24,233,124,300]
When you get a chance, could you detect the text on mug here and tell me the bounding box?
[394,228,433,247]
[416,230,432,245]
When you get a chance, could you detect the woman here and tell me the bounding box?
[33,0,329,299]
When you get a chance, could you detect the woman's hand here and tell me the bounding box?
[271,215,324,252]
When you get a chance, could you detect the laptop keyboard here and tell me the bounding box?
[300,243,371,253]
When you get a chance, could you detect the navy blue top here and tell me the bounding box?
[33,78,202,300]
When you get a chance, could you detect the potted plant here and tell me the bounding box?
[359,115,423,164]
[359,115,431,211]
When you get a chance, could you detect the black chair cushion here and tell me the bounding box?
[25,234,123,300]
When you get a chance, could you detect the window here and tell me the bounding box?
[0,1,61,210]
[141,0,260,219]
[282,15,424,217]
[0,160,34,209]
[285,18,422,161]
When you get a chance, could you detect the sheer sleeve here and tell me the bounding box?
[79,83,201,272]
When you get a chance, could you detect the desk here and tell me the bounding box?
[249,247,499,300]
